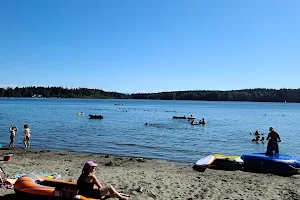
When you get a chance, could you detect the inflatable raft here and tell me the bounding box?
[89,114,103,119]
[241,153,300,175]
[173,116,186,119]
[14,174,101,200]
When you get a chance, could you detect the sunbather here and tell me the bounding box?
[77,161,130,200]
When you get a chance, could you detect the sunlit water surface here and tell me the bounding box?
[0,98,299,163]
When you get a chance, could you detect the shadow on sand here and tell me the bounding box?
[0,194,18,200]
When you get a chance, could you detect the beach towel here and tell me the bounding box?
[11,172,62,179]
[0,167,62,189]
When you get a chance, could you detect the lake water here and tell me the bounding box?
[0,98,299,163]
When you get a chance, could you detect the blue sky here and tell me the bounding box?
[0,1,299,93]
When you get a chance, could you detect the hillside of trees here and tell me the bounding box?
[131,88,300,102]
[0,86,129,99]
[1,86,300,103]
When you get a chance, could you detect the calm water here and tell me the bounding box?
[0,98,299,163]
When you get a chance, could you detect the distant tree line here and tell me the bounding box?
[131,88,300,103]
[0,87,300,103]
[0,86,128,99]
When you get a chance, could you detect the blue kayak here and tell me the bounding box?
[241,153,300,175]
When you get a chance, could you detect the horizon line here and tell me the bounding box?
[1,85,299,94]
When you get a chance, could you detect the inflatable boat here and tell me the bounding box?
[89,114,103,119]
[14,174,101,200]
[241,153,300,175]
[173,116,186,119]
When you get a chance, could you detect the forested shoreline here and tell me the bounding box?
[1,86,300,103]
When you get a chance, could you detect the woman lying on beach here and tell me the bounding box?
[77,161,130,200]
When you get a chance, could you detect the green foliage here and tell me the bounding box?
[0,87,299,103]
[0,86,129,99]
[0,88,5,97]
[130,88,300,103]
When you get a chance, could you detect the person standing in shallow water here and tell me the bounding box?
[266,126,281,155]
[9,125,18,147]
[23,124,31,148]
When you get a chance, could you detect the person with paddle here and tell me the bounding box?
[266,126,281,155]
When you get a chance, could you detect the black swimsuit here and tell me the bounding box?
[78,181,101,198]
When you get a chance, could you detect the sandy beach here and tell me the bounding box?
[0,148,300,200]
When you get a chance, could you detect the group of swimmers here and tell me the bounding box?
[190,118,206,125]
[251,126,282,155]
[144,122,159,126]
[145,115,206,127]
[251,130,265,143]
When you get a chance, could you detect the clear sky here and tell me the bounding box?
[0,1,299,93]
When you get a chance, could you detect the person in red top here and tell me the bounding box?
[266,126,281,155]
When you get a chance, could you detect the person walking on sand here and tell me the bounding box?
[266,126,281,155]
[23,124,31,148]
[77,161,130,200]
[9,125,18,147]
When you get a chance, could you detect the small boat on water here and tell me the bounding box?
[89,114,104,119]
[173,116,186,119]
[241,153,300,175]
[14,174,100,200]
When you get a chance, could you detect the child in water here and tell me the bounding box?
[9,125,18,147]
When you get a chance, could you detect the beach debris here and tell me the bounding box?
[128,157,145,162]
[64,158,72,162]
[129,157,134,161]
[3,154,13,161]
[105,161,116,167]
[136,158,145,162]
[135,186,143,193]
